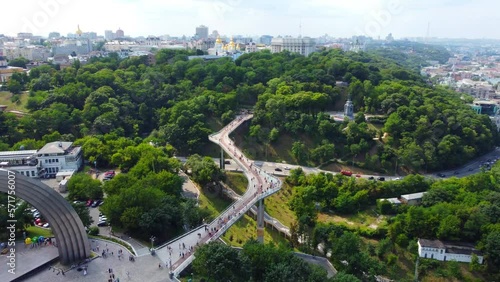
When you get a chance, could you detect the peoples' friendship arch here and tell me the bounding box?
[0,169,90,264]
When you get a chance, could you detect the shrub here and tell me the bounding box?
[88,226,99,236]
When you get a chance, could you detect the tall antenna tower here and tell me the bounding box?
[299,19,302,38]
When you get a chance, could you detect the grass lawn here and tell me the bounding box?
[197,189,233,221]
[317,208,386,230]
[225,172,248,195]
[26,225,54,238]
[222,214,291,247]
[0,91,29,112]
[264,181,296,228]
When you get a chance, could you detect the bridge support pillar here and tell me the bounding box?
[257,199,265,243]
[220,147,225,169]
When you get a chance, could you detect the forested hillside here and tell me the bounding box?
[0,48,497,172]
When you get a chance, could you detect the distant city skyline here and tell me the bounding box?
[2,0,500,39]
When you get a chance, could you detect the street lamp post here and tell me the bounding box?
[150,236,156,254]
[150,236,155,248]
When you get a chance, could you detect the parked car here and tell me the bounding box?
[86,200,93,207]
[103,174,114,180]
[91,200,101,208]
[224,160,231,164]
[377,177,385,181]
[104,170,115,176]
[43,223,50,228]
[368,176,375,180]
[437,173,446,178]
[97,221,108,227]
[275,168,283,172]
[355,174,361,178]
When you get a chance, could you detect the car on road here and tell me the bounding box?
[368,176,375,180]
[393,177,402,180]
[437,173,446,178]
[377,177,385,181]
[284,166,291,170]
[275,168,283,172]
[340,170,353,176]
[355,174,361,178]
[224,160,231,164]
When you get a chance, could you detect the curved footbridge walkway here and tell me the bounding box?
[156,114,283,278]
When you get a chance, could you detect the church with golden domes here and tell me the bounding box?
[209,35,241,56]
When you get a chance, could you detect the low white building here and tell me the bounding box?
[400,192,426,205]
[0,150,38,178]
[36,141,83,177]
[379,198,401,205]
[418,239,484,264]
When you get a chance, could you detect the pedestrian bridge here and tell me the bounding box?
[155,114,283,278]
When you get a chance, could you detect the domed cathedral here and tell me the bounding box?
[214,35,224,55]
[226,36,236,53]
[76,25,83,37]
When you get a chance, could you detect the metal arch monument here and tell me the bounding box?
[0,169,90,264]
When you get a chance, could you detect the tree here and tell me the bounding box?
[70,202,94,228]
[484,230,500,270]
[8,57,29,68]
[7,79,23,94]
[377,199,395,215]
[332,272,361,282]
[291,141,308,164]
[437,215,461,240]
[67,173,103,200]
[192,242,250,282]
[184,154,224,187]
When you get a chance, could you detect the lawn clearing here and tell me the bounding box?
[225,172,248,195]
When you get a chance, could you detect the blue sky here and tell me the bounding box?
[4,0,500,39]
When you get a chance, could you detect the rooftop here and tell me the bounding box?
[0,150,37,158]
[418,239,445,249]
[401,192,426,200]
[37,141,73,155]
[380,198,401,204]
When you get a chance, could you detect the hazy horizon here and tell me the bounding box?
[3,0,500,40]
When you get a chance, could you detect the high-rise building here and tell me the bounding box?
[48,32,60,39]
[104,30,114,40]
[195,25,209,39]
[270,36,316,56]
[116,28,125,38]
[260,35,273,45]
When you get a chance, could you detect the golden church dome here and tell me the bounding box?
[76,25,82,36]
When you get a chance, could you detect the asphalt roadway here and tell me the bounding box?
[176,146,500,182]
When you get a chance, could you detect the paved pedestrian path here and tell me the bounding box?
[23,238,170,282]
[155,114,283,278]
